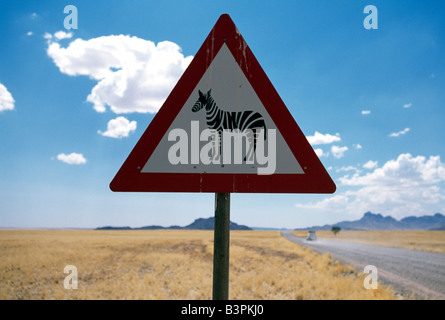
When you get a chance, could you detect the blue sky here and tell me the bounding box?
[1,0,445,229]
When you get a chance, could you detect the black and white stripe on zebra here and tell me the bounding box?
[192,89,267,162]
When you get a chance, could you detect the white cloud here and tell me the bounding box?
[0,83,15,111]
[296,153,445,219]
[56,153,87,165]
[389,127,410,137]
[353,144,363,149]
[331,145,348,159]
[98,116,137,139]
[341,154,445,217]
[361,110,371,115]
[341,154,445,187]
[27,31,33,36]
[47,34,193,114]
[43,32,53,40]
[306,131,341,146]
[363,160,378,169]
[403,103,412,109]
[54,31,73,40]
[314,148,328,158]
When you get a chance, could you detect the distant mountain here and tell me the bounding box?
[96,212,445,231]
[297,212,445,231]
[182,217,251,230]
[399,214,445,230]
[96,217,251,231]
[95,226,132,230]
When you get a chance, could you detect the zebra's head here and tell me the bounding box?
[192,89,212,112]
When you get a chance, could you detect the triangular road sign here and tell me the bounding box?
[110,14,336,193]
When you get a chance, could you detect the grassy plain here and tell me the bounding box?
[292,230,445,254]
[0,229,396,300]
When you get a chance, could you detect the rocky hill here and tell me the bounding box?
[96,217,251,231]
[96,212,445,231]
[298,212,445,231]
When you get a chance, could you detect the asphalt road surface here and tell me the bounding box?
[281,230,445,299]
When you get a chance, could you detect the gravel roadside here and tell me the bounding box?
[281,230,445,299]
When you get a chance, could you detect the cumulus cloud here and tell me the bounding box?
[46,33,193,114]
[54,31,73,40]
[296,153,445,219]
[340,154,445,187]
[361,110,371,115]
[57,153,87,165]
[331,145,348,159]
[98,116,137,138]
[0,83,15,111]
[389,127,410,137]
[344,154,445,217]
[306,131,341,146]
[314,148,328,158]
[363,160,378,169]
[403,103,412,109]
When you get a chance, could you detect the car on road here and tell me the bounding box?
[306,231,317,241]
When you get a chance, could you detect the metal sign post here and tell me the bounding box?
[212,193,230,300]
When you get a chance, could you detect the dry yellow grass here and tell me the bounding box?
[0,230,396,300]
[292,230,445,254]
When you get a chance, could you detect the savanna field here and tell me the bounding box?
[0,229,405,300]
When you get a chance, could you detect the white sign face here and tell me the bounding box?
[142,44,304,175]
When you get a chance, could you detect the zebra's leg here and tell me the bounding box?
[252,128,257,162]
[213,130,222,162]
[243,129,255,163]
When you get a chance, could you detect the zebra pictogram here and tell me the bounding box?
[192,89,267,162]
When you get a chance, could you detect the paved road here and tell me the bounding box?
[281,230,445,299]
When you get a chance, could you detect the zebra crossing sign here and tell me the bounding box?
[110,14,336,193]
